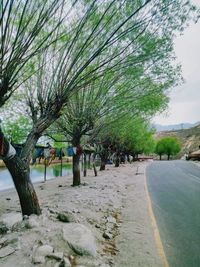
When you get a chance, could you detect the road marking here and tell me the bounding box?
[145,171,170,267]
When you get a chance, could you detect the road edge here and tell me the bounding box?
[144,166,170,267]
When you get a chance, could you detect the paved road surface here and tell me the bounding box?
[147,160,200,267]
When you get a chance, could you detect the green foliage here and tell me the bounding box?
[52,134,67,149]
[94,115,156,156]
[155,136,181,159]
[2,116,32,144]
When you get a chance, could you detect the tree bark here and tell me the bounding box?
[83,153,87,177]
[88,153,91,169]
[72,136,81,186]
[73,153,81,186]
[4,156,41,216]
[115,155,120,167]
[100,156,106,171]
[93,163,97,176]
[0,129,41,216]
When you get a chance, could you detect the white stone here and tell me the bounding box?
[0,246,15,258]
[106,216,116,224]
[28,215,40,228]
[36,244,54,256]
[32,255,45,264]
[1,213,22,228]
[63,223,96,256]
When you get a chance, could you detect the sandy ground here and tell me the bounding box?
[0,161,163,267]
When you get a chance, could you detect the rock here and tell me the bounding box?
[0,222,9,234]
[32,244,54,264]
[57,212,76,223]
[0,245,15,258]
[36,244,54,256]
[47,252,64,260]
[95,224,101,229]
[63,223,96,256]
[32,255,46,264]
[106,216,116,224]
[1,213,22,228]
[105,222,115,232]
[28,215,40,228]
[23,215,29,220]
[103,232,113,239]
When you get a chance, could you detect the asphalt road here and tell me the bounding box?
[147,160,200,267]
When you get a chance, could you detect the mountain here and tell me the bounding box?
[153,122,199,132]
[155,123,200,157]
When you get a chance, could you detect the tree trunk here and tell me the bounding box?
[93,163,97,176]
[167,154,170,160]
[100,156,106,171]
[159,154,162,160]
[0,129,41,216]
[115,155,120,167]
[4,156,41,216]
[83,153,87,177]
[73,153,81,186]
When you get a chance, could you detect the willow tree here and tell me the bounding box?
[0,0,69,215]
[0,0,198,215]
[91,115,156,168]
[52,43,181,184]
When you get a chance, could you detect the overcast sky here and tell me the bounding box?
[153,0,200,125]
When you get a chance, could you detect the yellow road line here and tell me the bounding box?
[144,171,170,267]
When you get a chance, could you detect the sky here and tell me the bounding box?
[153,0,200,126]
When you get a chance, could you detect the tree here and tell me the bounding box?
[0,0,198,215]
[90,114,156,169]
[52,55,173,184]
[0,0,68,216]
[155,136,181,160]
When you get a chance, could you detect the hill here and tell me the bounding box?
[155,124,200,156]
[153,122,199,132]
